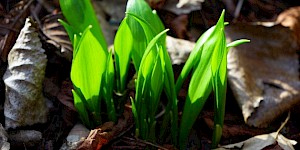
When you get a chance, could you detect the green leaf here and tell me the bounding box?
[211,10,226,77]
[102,49,117,122]
[160,43,178,145]
[126,0,164,34]
[226,39,250,49]
[150,45,164,117]
[70,27,107,126]
[60,0,107,49]
[211,51,227,148]
[134,29,168,142]
[131,97,139,137]
[179,59,213,150]
[58,19,76,45]
[125,0,165,70]
[178,10,227,150]
[175,25,216,94]
[114,17,133,92]
[72,89,91,128]
[209,10,227,148]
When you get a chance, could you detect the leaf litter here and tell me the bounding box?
[0,0,299,148]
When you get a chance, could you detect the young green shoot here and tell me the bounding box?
[176,10,249,149]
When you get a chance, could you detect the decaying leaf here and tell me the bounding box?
[3,17,48,129]
[41,13,73,61]
[226,24,300,127]
[276,6,300,47]
[77,106,133,150]
[215,132,297,150]
[42,13,73,61]
[177,0,205,8]
[166,36,194,65]
[163,0,203,15]
[0,0,33,62]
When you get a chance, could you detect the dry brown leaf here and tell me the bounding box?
[77,106,134,150]
[41,13,73,61]
[57,79,76,111]
[177,0,204,8]
[163,0,202,15]
[0,0,33,62]
[226,24,300,127]
[276,6,300,47]
[215,132,297,150]
[166,36,194,65]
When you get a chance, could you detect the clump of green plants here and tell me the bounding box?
[60,0,249,149]
[175,11,249,149]
[59,0,115,128]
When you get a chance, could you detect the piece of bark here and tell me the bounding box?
[3,17,48,129]
[226,23,300,127]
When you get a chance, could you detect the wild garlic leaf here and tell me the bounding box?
[70,27,107,124]
[72,89,91,128]
[102,49,116,122]
[210,10,227,148]
[114,17,133,92]
[179,10,226,150]
[126,0,164,34]
[227,39,250,49]
[60,0,107,49]
[134,29,169,141]
[125,0,165,70]
[58,19,76,45]
[175,25,216,94]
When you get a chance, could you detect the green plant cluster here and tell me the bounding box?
[59,0,249,149]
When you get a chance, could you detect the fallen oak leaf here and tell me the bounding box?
[214,132,297,150]
[276,6,300,47]
[77,106,134,150]
[0,0,34,62]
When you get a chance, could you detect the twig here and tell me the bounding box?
[37,0,55,13]
[234,0,244,19]
[0,24,19,32]
[123,136,169,150]
[275,111,290,139]
[9,0,35,28]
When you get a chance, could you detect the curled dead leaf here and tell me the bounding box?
[214,132,297,150]
[0,0,33,62]
[226,24,300,127]
[277,6,300,47]
[77,106,133,150]
[41,13,73,61]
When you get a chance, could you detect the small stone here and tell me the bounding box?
[60,123,90,150]
[0,124,10,150]
[8,130,42,148]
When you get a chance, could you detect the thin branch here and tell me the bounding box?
[123,136,169,150]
